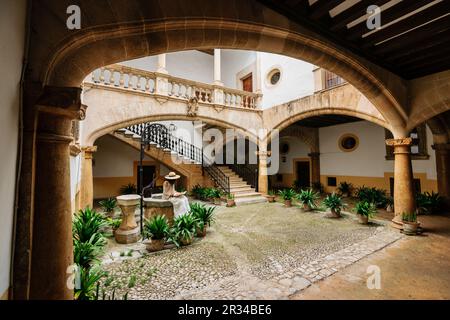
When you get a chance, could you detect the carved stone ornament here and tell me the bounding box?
[385,137,413,147]
[187,96,199,117]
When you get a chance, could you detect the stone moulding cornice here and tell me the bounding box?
[35,86,87,120]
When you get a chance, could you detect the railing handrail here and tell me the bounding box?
[229,163,258,190]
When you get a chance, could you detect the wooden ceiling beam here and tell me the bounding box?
[361,2,450,48]
[330,0,391,32]
[346,0,432,41]
[309,0,346,20]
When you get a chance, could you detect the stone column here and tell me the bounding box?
[308,152,321,185]
[213,49,223,86]
[80,146,97,209]
[433,143,450,209]
[257,140,269,194]
[386,138,416,229]
[29,86,86,300]
[157,54,168,74]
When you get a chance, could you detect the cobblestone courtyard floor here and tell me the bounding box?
[99,202,403,300]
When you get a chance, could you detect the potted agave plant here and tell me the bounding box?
[323,193,346,218]
[266,190,276,203]
[402,212,419,235]
[279,188,296,207]
[107,218,122,236]
[172,213,199,246]
[190,203,216,237]
[99,198,117,217]
[143,215,170,252]
[353,201,376,225]
[208,188,222,205]
[297,189,319,211]
[226,193,235,207]
[337,182,353,198]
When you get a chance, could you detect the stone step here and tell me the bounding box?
[230,186,255,193]
[235,195,268,206]
[229,183,250,188]
[233,191,262,199]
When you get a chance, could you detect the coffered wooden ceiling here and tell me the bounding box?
[257,0,450,79]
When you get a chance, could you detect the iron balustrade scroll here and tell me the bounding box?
[203,156,230,195]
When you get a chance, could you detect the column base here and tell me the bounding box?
[115,227,140,244]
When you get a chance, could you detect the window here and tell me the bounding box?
[267,68,281,86]
[327,177,337,187]
[385,125,429,160]
[324,70,344,89]
[338,134,359,152]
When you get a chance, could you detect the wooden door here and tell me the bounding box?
[242,74,253,92]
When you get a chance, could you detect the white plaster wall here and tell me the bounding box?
[260,52,314,109]
[278,137,310,173]
[120,50,214,84]
[221,50,257,89]
[319,121,437,179]
[0,0,26,298]
[157,120,203,148]
[93,135,155,178]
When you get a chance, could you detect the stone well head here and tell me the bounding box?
[116,194,141,206]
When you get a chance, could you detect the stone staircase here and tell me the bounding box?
[114,126,266,206]
[218,166,267,206]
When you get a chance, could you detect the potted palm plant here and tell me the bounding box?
[266,190,276,203]
[119,183,137,195]
[278,189,296,207]
[99,198,117,217]
[143,215,170,252]
[353,201,376,224]
[323,193,346,218]
[402,212,419,235]
[190,203,216,237]
[297,189,319,211]
[337,181,353,197]
[226,193,235,207]
[172,213,199,246]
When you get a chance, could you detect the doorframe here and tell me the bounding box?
[293,157,312,187]
[133,160,159,186]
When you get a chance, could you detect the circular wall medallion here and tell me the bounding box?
[280,142,290,154]
[266,68,282,86]
[338,134,359,152]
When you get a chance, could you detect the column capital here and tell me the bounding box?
[36,86,87,120]
[82,146,98,159]
[386,137,412,147]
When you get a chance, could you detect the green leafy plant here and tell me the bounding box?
[323,193,346,215]
[402,211,417,223]
[355,186,387,208]
[353,201,377,218]
[73,207,108,244]
[98,198,117,214]
[74,266,106,300]
[73,235,106,268]
[227,193,235,200]
[278,188,296,201]
[297,189,319,210]
[416,191,443,214]
[119,183,137,195]
[191,184,204,199]
[171,213,200,246]
[128,275,137,288]
[337,182,353,197]
[143,215,170,240]
[268,190,275,196]
[311,182,324,194]
[208,188,222,199]
[190,203,216,228]
[107,218,122,231]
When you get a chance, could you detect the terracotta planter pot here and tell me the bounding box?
[403,221,419,235]
[145,239,165,252]
[302,203,313,212]
[329,209,341,218]
[226,199,235,207]
[213,198,221,205]
[197,225,207,237]
[181,237,193,246]
[284,200,292,207]
[358,215,369,224]
[266,195,275,203]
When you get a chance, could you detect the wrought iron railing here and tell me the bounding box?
[125,122,230,193]
[203,156,230,194]
[127,123,203,164]
[229,164,259,191]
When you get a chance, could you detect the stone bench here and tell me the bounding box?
[143,193,174,225]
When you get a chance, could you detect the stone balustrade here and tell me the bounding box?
[89,64,261,109]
